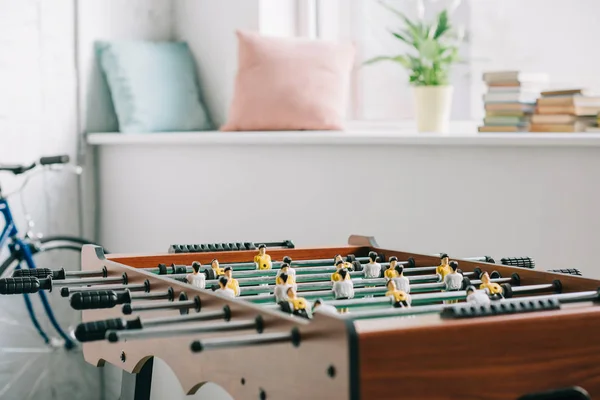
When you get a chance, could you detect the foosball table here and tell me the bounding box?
[1,235,599,400]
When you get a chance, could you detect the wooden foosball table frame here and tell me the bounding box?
[69,235,600,400]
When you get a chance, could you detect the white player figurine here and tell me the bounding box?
[274,273,292,303]
[332,268,354,299]
[391,265,410,294]
[466,285,491,305]
[217,276,236,298]
[363,251,382,279]
[186,261,206,289]
[312,298,338,315]
[281,256,296,278]
[443,261,463,304]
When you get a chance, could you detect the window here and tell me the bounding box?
[312,0,600,122]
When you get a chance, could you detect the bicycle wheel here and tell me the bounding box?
[0,236,103,400]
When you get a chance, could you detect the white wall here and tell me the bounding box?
[0,0,79,236]
[173,0,260,128]
[95,140,600,279]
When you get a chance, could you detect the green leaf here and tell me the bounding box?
[363,55,411,68]
[389,29,412,45]
[434,10,450,39]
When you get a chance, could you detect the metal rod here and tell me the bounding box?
[191,329,300,353]
[235,273,452,296]
[108,320,257,343]
[51,276,125,287]
[344,290,599,320]
[141,309,228,329]
[61,282,147,297]
[124,298,197,315]
[130,291,171,301]
[66,270,106,278]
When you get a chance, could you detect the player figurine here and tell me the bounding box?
[384,256,400,279]
[223,266,240,296]
[332,269,354,300]
[211,259,224,276]
[392,265,410,293]
[286,286,310,319]
[385,280,411,308]
[443,261,463,304]
[436,253,453,281]
[331,260,345,282]
[282,256,296,278]
[275,273,292,303]
[333,254,353,271]
[276,263,296,288]
[254,244,272,270]
[363,251,382,279]
[466,285,491,305]
[479,271,504,300]
[186,261,206,289]
[312,298,338,316]
[217,276,236,298]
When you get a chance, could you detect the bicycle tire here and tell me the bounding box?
[0,235,97,277]
[0,237,103,399]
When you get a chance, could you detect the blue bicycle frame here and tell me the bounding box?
[0,198,75,348]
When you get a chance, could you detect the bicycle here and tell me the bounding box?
[0,155,103,399]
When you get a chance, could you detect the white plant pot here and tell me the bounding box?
[413,86,453,133]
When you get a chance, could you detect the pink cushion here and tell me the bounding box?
[221,31,355,131]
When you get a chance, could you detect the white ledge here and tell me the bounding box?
[86,130,600,147]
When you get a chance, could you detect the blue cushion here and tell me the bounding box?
[96,40,212,133]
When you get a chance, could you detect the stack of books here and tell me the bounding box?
[530,89,600,132]
[478,71,548,133]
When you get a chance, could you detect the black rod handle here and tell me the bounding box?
[70,290,131,310]
[74,318,126,342]
[0,277,40,294]
[12,268,66,280]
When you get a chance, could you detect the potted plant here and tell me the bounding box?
[365,1,464,133]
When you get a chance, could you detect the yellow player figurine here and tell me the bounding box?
[223,266,240,296]
[479,271,504,300]
[254,244,272,270]
[211,259,224,276]
[436,253,453,282]
[186,261,206,289]
[217,277,236,298]
[331,260,344,282]
[333,254,353,271]
[466,285,491,305]
[286,286,310,319]
[392,265,410,293]
[312,298,339,316]
[332,269,354,300]
[274,273,292,303]
[385,280,411,308]
[443,261,463,304]
[276,263,296,288]
[363,251,382,279]
[384,256,400,279]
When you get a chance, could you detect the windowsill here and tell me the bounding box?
[86,120,600,147]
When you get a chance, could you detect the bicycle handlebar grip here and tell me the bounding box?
[12,268,66,280]
[74,318,126,342]
[39,155,69,165]
[0,277,40,294]
[70,290,120,310]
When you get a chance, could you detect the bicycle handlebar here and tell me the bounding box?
[39,155,69,166]
[0,154,70,175]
